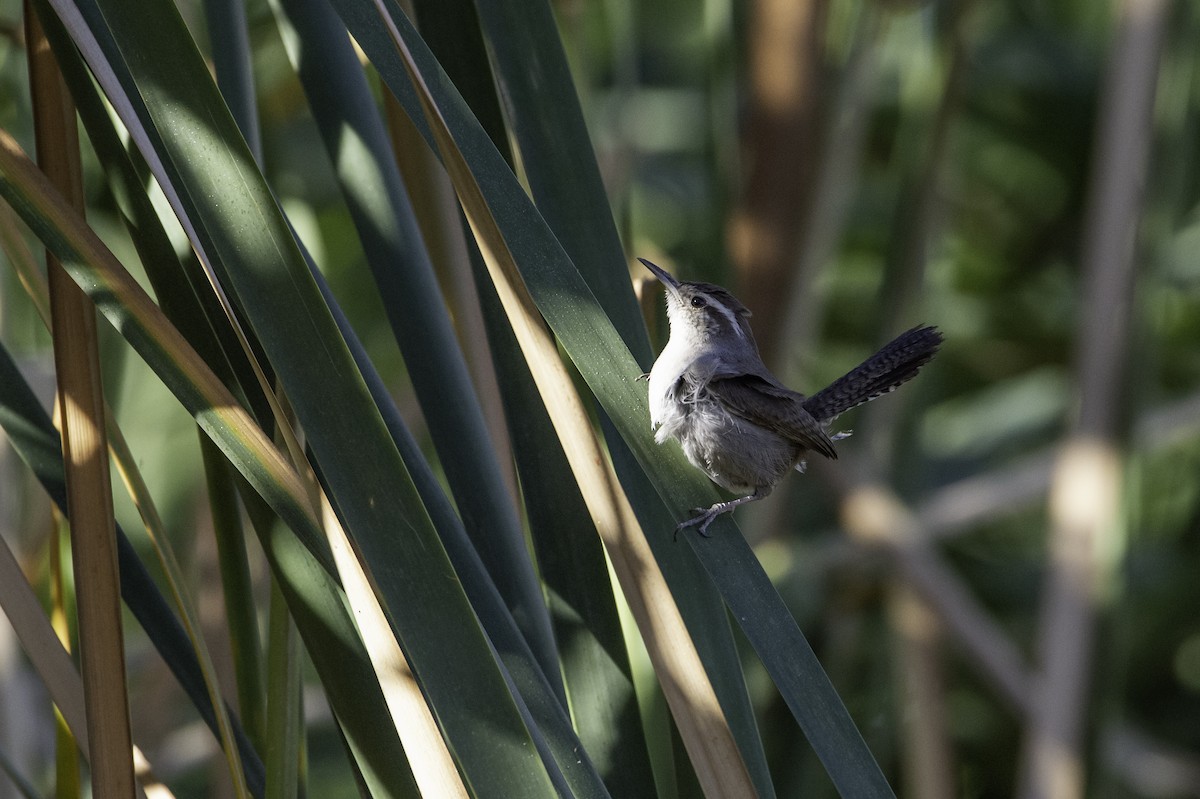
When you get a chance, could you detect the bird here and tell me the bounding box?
[639,257,942,536]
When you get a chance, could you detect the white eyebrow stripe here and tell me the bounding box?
[708,298,745,338]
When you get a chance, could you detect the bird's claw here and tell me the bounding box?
[674,507,719,540]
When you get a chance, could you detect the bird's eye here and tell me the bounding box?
[690,296,707,308]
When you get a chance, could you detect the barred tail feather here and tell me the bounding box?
[803,325,942,423]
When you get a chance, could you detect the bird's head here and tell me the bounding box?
[639,258,757,351]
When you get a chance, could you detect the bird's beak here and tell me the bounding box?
[638,258,681,291]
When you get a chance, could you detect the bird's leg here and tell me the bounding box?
[675,488,769,539]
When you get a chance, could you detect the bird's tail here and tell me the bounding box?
[803,325,943,423]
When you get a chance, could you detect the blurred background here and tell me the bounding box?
[574,0,1200,793]
[1,0,1200,796]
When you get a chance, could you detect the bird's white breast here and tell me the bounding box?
[647,337,692,432]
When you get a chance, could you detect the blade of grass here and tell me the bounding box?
[329,1,894,792]
[2,186,254,795]
[299,239,613,797]
[371,4,758,795]
[0,498,171,798]
[10,106,597,789]
[24,11,135,794]
[263,577,300,799]
[201,439,267,752]
[406,6,656,789]
[0,202,51,324]
[0,125,334,569]
[0,375,379,799]
[317,494,469,799]
[65,0,312,493]
[467,0,650,356]
[270,0,563,696]
[0,523,90,757]
[108,423,252,799]
[194,0,296,764]
[48,512,83,799]
[470,233,654,792]
[380,87,518,511]
[202,0,261,160]
[238,483,421,799]
[7,10,566,781]
[461,1,773,789]
[49,0,577,788]
[4,188,274,797]
[26,5,276,762]
[0,325,269,798]
[0,134,424,797]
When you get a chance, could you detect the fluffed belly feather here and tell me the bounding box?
[658,396,801,494]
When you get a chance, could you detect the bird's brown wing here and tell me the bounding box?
[705,373,838,460]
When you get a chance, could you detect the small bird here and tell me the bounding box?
[640,258,942,536]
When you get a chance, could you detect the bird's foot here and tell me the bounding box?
[636,372,651,381]
[674,507,723,540]
[673,492,766,540]
[831,429,853,441]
